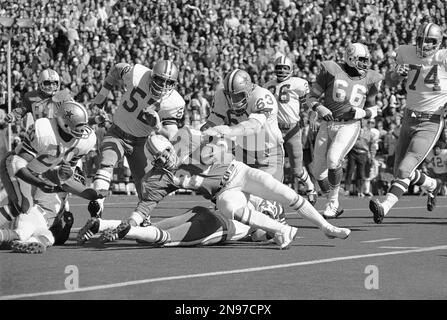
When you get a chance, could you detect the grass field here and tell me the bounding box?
[1,193,446,300]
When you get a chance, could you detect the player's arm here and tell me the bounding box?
[348,81,381,120]
[306,65,333,121]
[5,96,31,123]
[12,128,60,193]
[386,48,408,87]
[200,90,228,131]
[93,63,132,105]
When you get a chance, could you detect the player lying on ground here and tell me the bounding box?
[79,130,350,250]
[79,205,273,248]
[0,101,98,253]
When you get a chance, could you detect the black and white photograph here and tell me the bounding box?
[0,0,446,307]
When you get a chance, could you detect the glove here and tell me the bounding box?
[395,64,409,77]
[315,104,334,121]
[352,107,367,120]
[57,162,74,181]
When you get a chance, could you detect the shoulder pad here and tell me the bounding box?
[320,60,341,76]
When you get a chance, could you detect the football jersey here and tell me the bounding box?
[137,160,231,217]
[12,89,72,120]
[16,118,96,175]
[395,45,447,113]
[104,63,185,138]
[313,61,383,119]
[264,77,309,124]
[426,149,447,174]
[207,85,283,152]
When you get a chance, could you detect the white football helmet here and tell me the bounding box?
[56,101,92,139]
[39,69,60,96]
[223,69,254,116]
[150,60,179,99]
[274,56,293,82]
[416,22,443,58]
[344,43,371,71]
[145,134,180,171]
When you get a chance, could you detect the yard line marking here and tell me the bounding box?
[379,246,420,249]
[1,244,446,300]
[361,238,402,243]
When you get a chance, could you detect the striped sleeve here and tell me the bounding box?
[17,124,39,157]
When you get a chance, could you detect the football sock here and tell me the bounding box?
[237,207,289,235]
[0,229,19,244]
[93,169,112,191]
[297,169,315,191]
[412,170,437,193]
[98,219,122,232]
[127,226,169,244]
[381,193,399,215]
[128,211,144,227]
[291,196,331,230]
[317,178,331,194]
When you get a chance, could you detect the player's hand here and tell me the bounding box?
[57,162,74,182]
[395,64,409,77]
[142,107,162,131]
[315,105,334,121]
[5,112,15,123]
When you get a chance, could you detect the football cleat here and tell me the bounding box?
[369,199,385,224]
[274,226,298,250]
[427,178,442,212]
[88,197,105,218]
[99,221,131,243]
[306,189,318,206]
[323,225,351,239]
[260,200,286,224]
[322,202,344,219]
[77,217,100,245]
[11,240,46,254]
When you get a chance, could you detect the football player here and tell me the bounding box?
[5,69,72,122]
[0,101,96,253]
[370,22,447,223]
[202,69,284,180]
[202,69,285,220]
[308,43,383,218]
[265,56,318,205]
[78,130,350,250]
[89,59,185,216]
[79,206,262,248]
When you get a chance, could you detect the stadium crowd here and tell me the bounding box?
[1,0,447,196]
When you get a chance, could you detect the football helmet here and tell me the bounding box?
[145,134,180,171]
[149,60,178,98]
[274,56,293,82]
[344,43,371,71]
[38,69,60,96]
[223,69,254,116]
[416,23,443,59]
[56,101,92,139]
